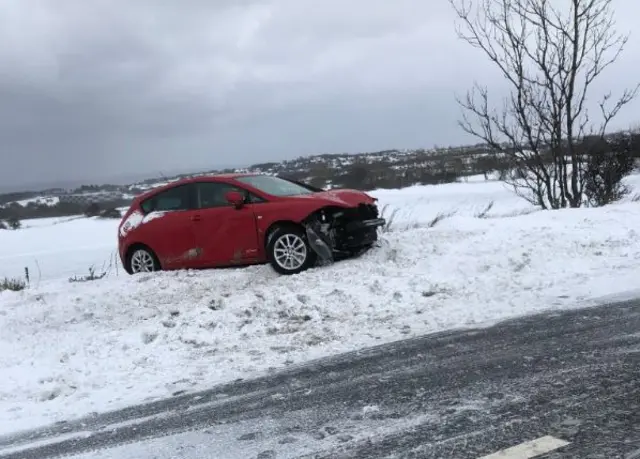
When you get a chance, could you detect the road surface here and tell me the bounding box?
[1,299,639,458]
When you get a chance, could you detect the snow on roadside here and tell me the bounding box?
[2,188,640,435]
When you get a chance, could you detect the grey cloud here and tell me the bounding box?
[0,0,638,190]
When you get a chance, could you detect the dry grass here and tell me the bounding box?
[474,201,495,218]
[0,277,27,292]
[380,204,457,232]
[426,211,457,228]
[380,204,400,233]
[69,266,107,283]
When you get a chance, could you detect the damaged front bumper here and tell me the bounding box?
[305,212,386,263]
[339,217,385,250]
[344,217,386,232]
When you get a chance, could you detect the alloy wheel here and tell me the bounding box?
[273,233,308,271]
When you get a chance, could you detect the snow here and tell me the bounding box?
[0,217,121,283]
[2,174,640,436]
[119,210,169,237]
[10,196,60,208]
[118,211,143,237]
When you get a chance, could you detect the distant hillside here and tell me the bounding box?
[3,132,639,220]
[130,143,503,192]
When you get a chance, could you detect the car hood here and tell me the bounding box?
[293,189,375,207]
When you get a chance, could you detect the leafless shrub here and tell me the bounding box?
[84,203,101,217]
[584,134,636,206]
[6,216,21,230]
[99,207,122,219]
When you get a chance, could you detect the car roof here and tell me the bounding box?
[133,172,260,202]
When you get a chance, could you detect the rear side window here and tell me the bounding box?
[141,184,192,214]
[195,181,266,208]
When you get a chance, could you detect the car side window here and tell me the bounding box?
[197,182,237,209]
[196,182,265,208]
[141,184,192,213]
[245,191,266,204]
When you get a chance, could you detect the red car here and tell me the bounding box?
[118,173,385,275]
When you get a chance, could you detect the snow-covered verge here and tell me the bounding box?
[1,175,640,436]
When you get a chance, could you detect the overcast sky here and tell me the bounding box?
[0,0,638,190]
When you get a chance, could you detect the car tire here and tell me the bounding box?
[125,246,161,274]
[267,225,317,275]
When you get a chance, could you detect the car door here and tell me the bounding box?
[190,181,261,267]
[137,183,202,270]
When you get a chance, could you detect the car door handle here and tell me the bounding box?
[191,214,201,222]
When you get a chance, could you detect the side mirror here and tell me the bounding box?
[225,190,245,208]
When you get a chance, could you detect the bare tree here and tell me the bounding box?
[450,0,638,209]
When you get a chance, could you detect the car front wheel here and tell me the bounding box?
[267,226,317,275]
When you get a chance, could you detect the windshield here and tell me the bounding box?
[236,175,315,197]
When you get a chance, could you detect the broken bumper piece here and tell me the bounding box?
[306,225,334,262]
[344,217,386,232]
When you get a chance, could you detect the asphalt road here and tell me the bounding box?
[1,299,640,459]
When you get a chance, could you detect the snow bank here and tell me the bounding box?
[1,175,640,435]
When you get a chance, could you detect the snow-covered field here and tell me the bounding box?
[0,215,121,283]
[2,175,640,436]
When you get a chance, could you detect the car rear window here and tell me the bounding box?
[140,185,191,213]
